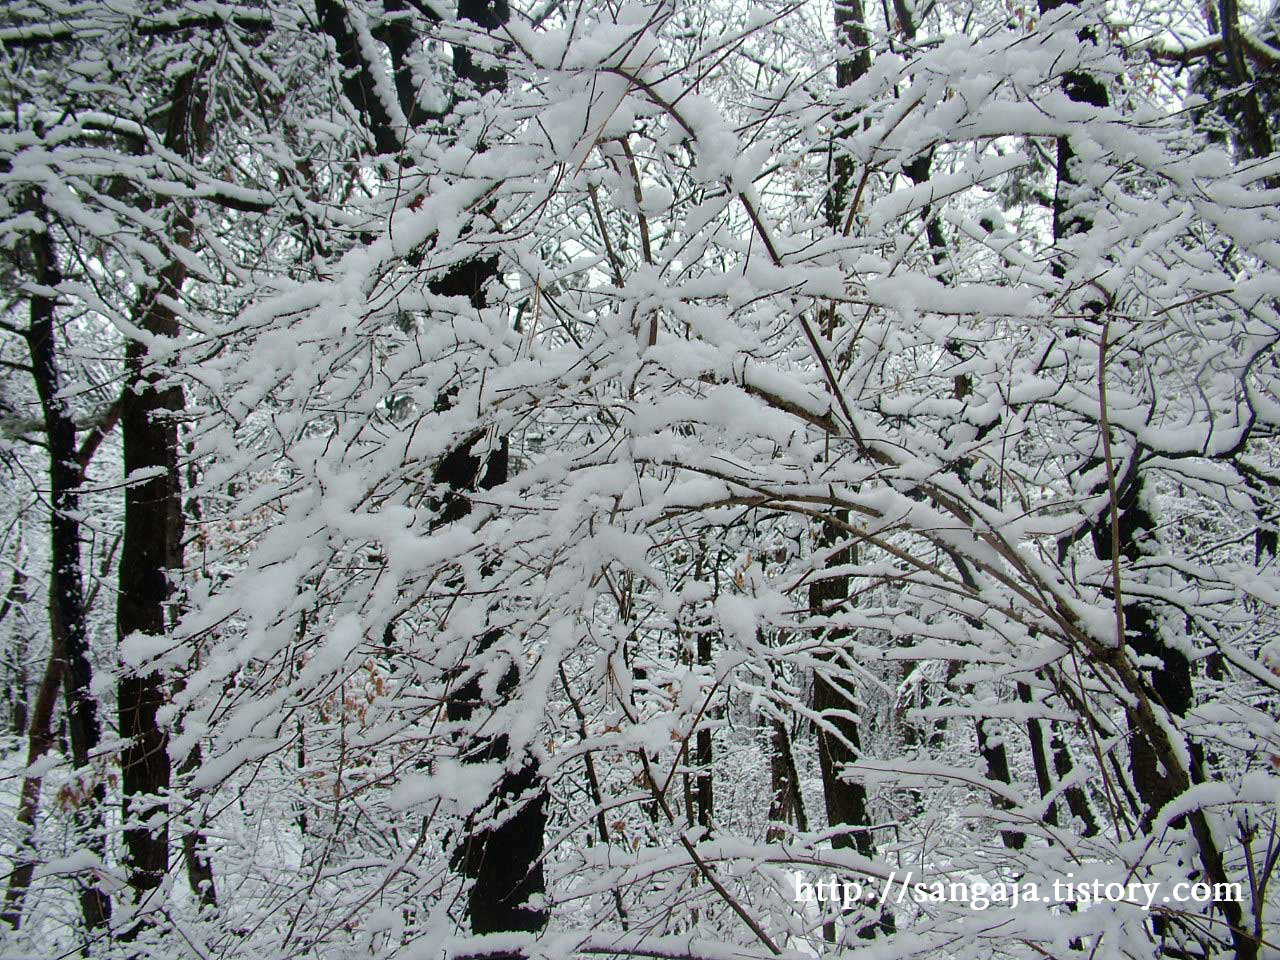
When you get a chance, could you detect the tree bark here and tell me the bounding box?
[24,204,111,934]
[1017,679,1098,836]
[312,2,547,950]
[811,3,888,942]
[810,545,875,864]
[1216,0,1275,162]
[974,716,1024,850]
[1035,0,1195,824]
[436,7,549,938]
[177,745,218,910]
[694,574,714,833]
[765,706,808,841]
[1,630,63,928]
[1037,6,1254,955]
[1090,475,1194,823]
[437,336,547,949]
[117,67,204,905]
[1,567,31,736]
[1051,727,1099,835]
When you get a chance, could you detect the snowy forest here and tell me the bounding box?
[0,0,1278,957]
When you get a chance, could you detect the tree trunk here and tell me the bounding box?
[811,3,887,942]
[1035,0,1195,825]
[1037,6,1254,956]
[117,67,205,905]
[765,713,808,841]
[1,631,63,928]
[1,568,31,737]
[810,522,875,861]
[1051,727,1099,835]
[1216,0,1275,162]
[694,583,714,832]
[177,744,218,910]
[974,716,1024,850]
[439,406,547,948]
[1017,679,1098,836]
[312,1,547,949]
[1090,477,1194,823]
[25,204,111,935]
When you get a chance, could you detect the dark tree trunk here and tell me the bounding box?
[1,568,31,736]
[117,68,205,904]
[1051,727,1099,835]
[695,612,714,832]
[1017,680,1098,835]
[1034,0,1196,824]
[116,264,184,898]
[314,0,403,156]
[24,206,111,935]
[811,525,894,945]
[1037,0,1111,258]
[813,0,875,864]
[810,523,875,862]
[1090,476,1194,822]
[2,632,63,928]
[2,541,119,929]
[1216,0,1275,162]
[429,1,549,947]
[446,670,547,943]
[812,2,888,942]
[437,321,547,948]
[974,716,1024,850]
[1016,682,1056,825]
[812,677,873,854]
[765,713,808,840]
[177,745,218,910]
[313,2,546,950]
[824,0,869,234]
